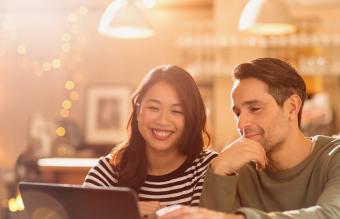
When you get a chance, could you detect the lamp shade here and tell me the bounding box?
[239,0,296,35]
[99,0,154,39]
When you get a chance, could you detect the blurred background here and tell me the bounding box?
[1,0,340,218]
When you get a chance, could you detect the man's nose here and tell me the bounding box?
[237,115,252,134]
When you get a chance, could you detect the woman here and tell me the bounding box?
[83,65,217,218]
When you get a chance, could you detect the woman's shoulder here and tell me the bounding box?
[83,154,118,187]
[198,149,218,160]
[190,149,218,168]
[89,155,117,175]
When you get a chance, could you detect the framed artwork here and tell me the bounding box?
[85,86,131,145]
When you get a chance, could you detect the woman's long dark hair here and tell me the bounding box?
[110,65,210,191]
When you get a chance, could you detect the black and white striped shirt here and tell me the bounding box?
[83,150,217,206]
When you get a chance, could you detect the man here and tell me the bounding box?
[159,58,340,219]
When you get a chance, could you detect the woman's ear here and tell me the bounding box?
[286,94,302,120]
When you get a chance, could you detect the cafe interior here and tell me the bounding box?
[1,0,340,218]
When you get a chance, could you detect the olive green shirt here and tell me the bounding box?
[200,135,340,219]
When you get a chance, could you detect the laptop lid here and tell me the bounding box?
[19,182,141,219]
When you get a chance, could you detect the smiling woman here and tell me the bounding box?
[83,64,217,218]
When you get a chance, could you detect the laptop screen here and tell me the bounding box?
[19,182,141,219]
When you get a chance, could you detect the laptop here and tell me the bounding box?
[19,182,141,219]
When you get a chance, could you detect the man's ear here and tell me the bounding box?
[285,94,302,120]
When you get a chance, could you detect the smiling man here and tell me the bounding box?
[159,58,340,219]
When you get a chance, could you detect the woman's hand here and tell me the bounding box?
[138,201,161,219]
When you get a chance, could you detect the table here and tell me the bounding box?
[38,158,98,184]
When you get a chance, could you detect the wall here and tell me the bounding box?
[0,0,212,169]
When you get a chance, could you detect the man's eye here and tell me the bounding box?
[250,107,260,112]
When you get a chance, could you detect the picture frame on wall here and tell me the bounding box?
[85,86,131,145]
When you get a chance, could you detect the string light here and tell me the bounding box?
[65,80,76,90]
[62,99,72,110]
[42,62,52,71]
[1,5,89,140]
[62,43,71,53]
[52,59,61,69]
[78,6,88,15]
[69,91,79,101]
[60,109,70,118]
[56,127,66,137]
[17,44,26,55]
[8,193,24,212]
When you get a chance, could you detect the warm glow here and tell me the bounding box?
[69,91,79,101]
[60,109,70,118]
[52,59,61,69]
[2,14,16,30]
[56,127,66,137]
[62,99,72,109]
[143,0,157,8]
[239,0,296,35]
[101,26,154,39]
[0,48,7,56]
[62,43,71,52]
[8,193,24,212]
[34,70,44,77]
[99,0,154,39]
[38,158,99,167]
[245,23,297,35]
[62,33,71,42]
[73,72,84,82]
[42,62,52,71]
[17,44,26,55]
[65,80,75,90]
[78,6,89,15]
[68,13,78,23]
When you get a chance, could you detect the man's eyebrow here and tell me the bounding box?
[242,100,261,106]
[232,100,262,112]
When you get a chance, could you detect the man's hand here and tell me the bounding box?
[158,206,245,219]
[138,201,161,219]
[211,137,267,175]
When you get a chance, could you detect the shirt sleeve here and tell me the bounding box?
[83,157,118,188]
[200,167,239,212]
[235,146,340,219]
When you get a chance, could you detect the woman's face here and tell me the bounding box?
[137,81,185,154]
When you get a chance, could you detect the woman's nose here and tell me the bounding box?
[156,110,169,124]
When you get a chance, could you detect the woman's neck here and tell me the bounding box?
[146,149,187,176]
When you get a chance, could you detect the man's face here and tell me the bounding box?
[231,78,291,152]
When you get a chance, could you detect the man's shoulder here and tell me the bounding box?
[313,135,340,167]
[313,135,340,150]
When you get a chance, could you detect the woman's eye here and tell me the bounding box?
[172,110,183,114]
[147,106,159,111]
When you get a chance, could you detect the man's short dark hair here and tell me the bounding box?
[233,58,307,127]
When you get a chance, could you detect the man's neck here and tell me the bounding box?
[266,131,312,172]
[146,148,187,176]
